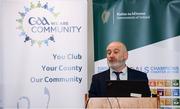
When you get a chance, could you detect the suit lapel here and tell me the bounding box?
[127,67,135,80]
[104,69,110,81]
[99,69,110,96]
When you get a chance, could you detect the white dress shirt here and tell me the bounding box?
[110,66,128,80]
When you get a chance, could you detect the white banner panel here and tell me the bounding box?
[0,0,87,108]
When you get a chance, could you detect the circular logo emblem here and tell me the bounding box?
[16,1,59,47]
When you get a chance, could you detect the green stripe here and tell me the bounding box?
[94,0,180,61]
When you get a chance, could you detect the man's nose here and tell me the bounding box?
[109,53,115,58]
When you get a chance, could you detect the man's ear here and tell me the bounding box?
[124,52,128,60]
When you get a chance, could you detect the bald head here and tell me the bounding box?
[106,42,127,53]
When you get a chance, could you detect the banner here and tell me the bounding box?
[0,0,87,108]
[93,0,180,108]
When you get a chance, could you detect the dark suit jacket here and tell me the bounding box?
[89,67,151,97]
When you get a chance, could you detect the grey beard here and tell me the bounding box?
[108,62,124,70]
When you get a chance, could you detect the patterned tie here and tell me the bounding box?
[113,71,122,80]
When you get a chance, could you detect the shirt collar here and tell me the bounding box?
[110,66,128,80]
[110,66,128,74]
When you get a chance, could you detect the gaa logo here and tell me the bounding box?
[16,1,59,47]
[28,17,50,25]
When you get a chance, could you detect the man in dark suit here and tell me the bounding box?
[89,41,151,97]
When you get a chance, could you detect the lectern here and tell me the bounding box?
[86,97,160,108]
